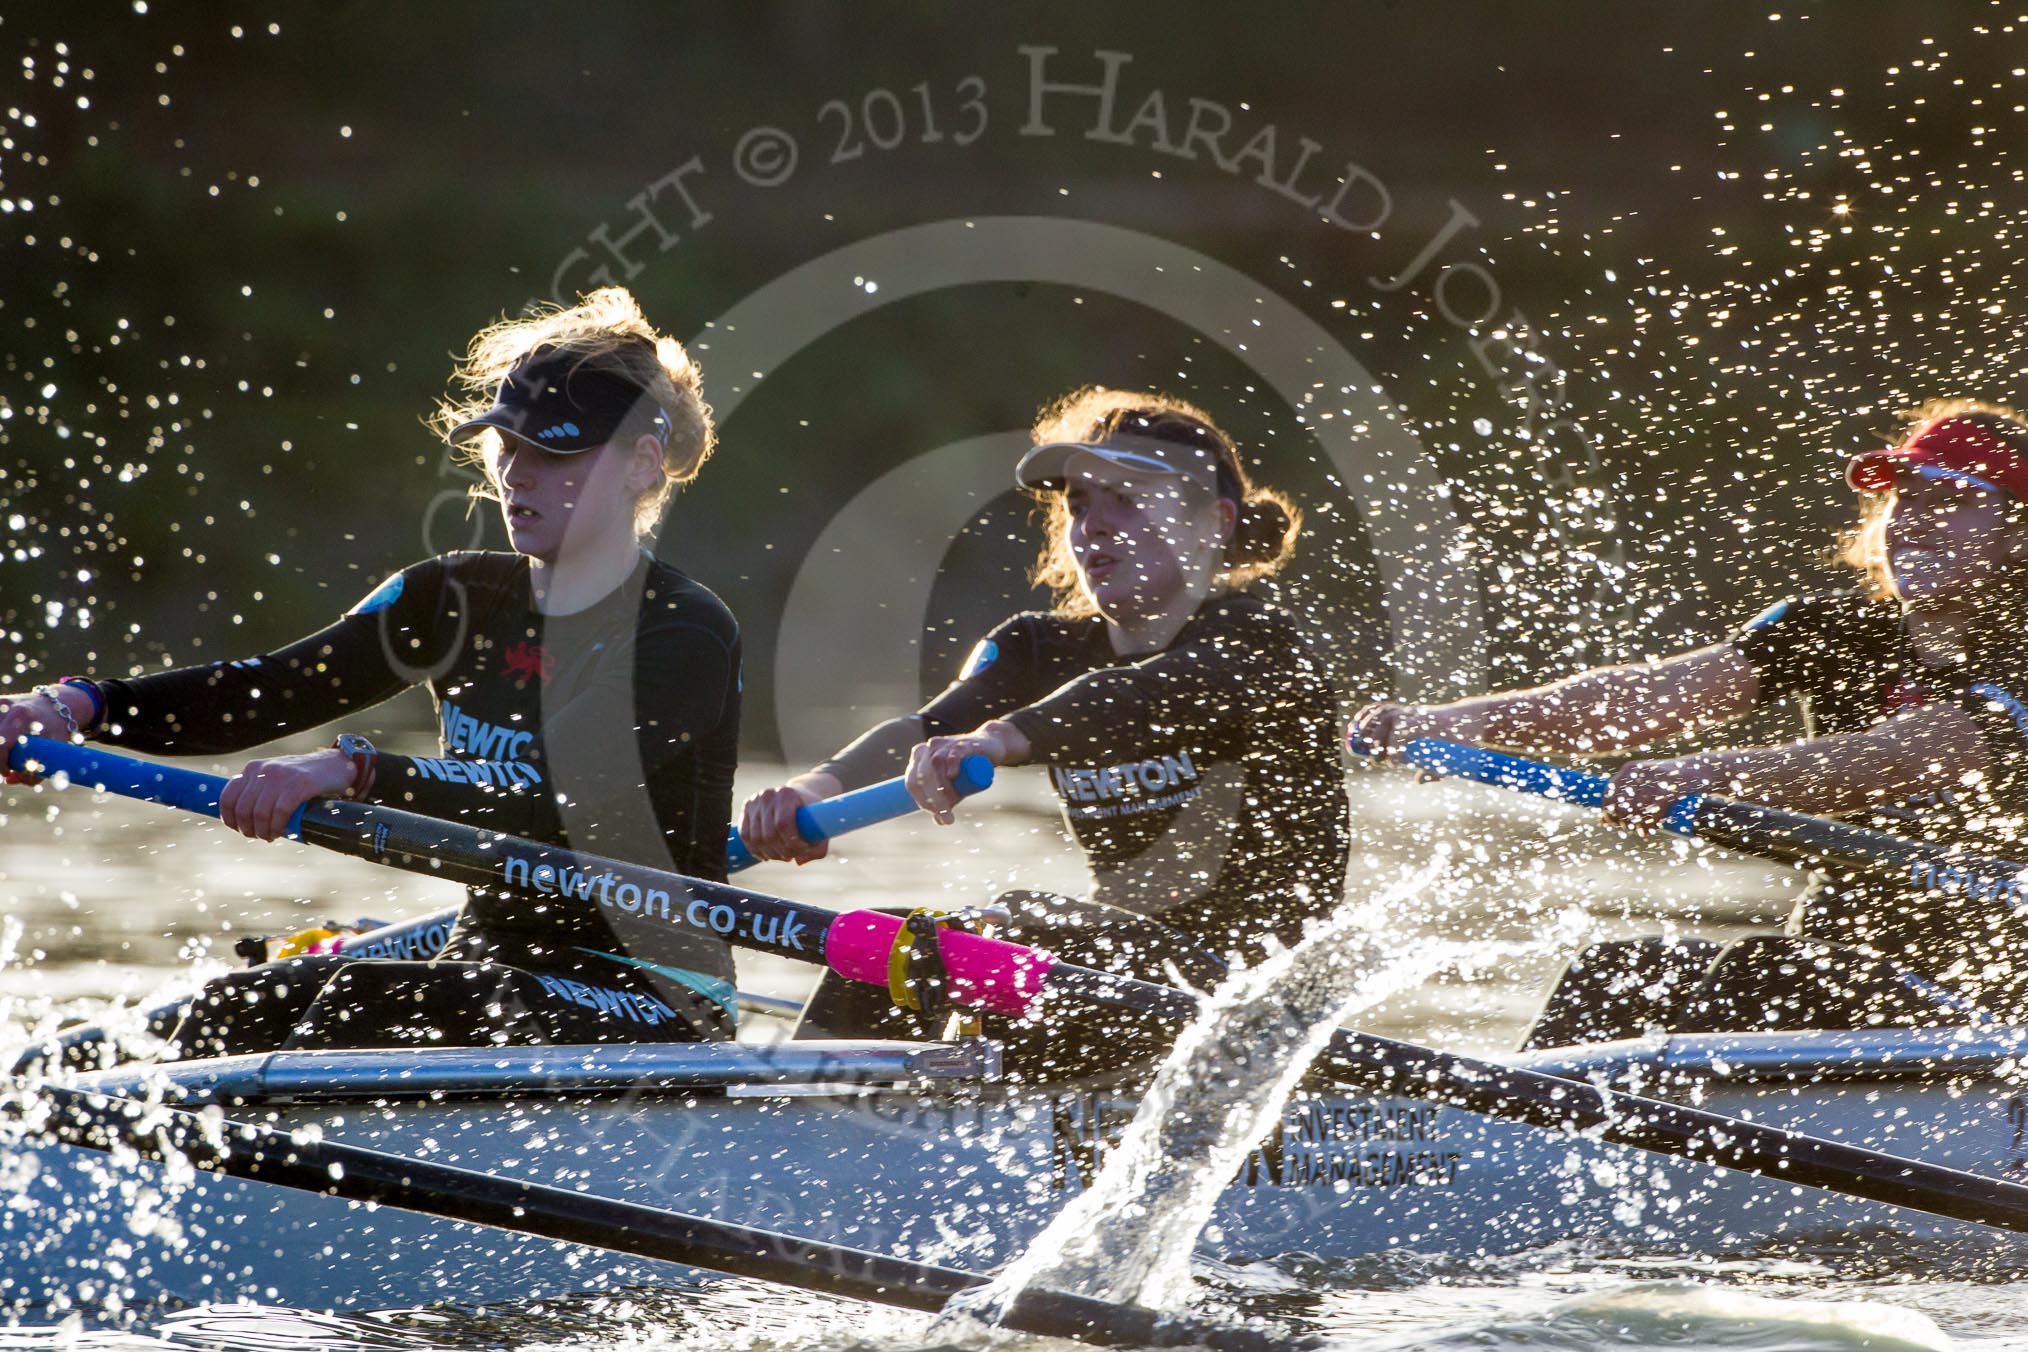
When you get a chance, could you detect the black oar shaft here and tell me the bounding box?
[1693,798,2027,906]
[294,797,840,964]
[22,1084,1307,1352]
[1042,964,2028,1236]
[1316,1031,2028,1229]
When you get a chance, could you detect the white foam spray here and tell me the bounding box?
[939,859,1527,1330]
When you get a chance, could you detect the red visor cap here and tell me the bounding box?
[1847,416,2028,500]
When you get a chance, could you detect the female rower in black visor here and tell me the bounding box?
[742,387,1351,1077]
[0,287,743,1056]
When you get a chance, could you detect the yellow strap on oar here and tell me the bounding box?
[885,908,986,1039]
[886,908,947,1011]
[268,926,343,960]
[257,917,390,963]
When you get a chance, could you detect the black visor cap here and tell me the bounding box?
[446,346,667,454]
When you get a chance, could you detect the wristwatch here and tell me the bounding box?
[331,733,378,800]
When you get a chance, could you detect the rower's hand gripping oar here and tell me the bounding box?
[1363,734,2028,909]
[21,737,2028,1237]
[724,756,994,870]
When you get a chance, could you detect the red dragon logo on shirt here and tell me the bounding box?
[503,640,552,686]
[1880,674,1931,715]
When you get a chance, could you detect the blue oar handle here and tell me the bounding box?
[11,737,995,869]
[0,736,319,827]
[1357,734,2028,907]
[1362,736,1706,837]
[723,755,995,871]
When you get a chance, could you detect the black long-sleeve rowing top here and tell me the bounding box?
[94,551,742,985]
[908,591,1350,963]
[1730,590,2028,1012]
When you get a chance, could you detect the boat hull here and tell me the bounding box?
[7,1032,2028,1320]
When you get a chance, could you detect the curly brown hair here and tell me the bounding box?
[433,287,716,538]
[1836,398,2028,599]
[1026,386,1300,618]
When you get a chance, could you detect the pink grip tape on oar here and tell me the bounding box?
[823,910,1056,1018]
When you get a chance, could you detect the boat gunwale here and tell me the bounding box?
[41,1027,2028,1117]
[1512,1025,2028,1086]
[52,1037,1002,1107]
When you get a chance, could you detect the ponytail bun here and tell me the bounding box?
[1227,490,1300,569]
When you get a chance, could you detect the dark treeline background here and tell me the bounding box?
[2,3,2021,757]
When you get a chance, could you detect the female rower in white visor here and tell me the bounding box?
[743,386,1352,1080]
